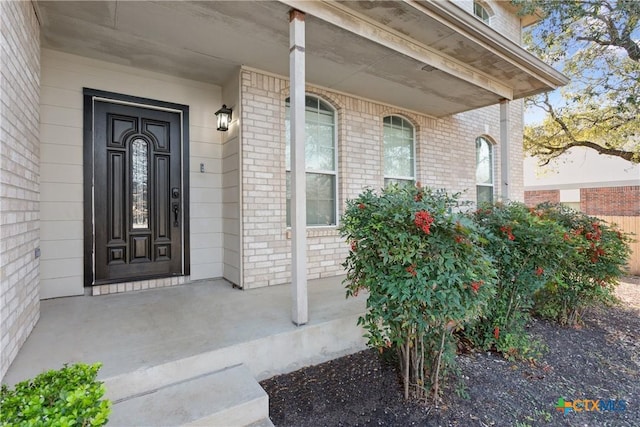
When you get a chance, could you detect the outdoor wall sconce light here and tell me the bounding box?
[215,104,232,132]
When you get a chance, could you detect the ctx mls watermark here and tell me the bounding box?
[555,397,627,414]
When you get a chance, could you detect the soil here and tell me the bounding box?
[261,278,640,426]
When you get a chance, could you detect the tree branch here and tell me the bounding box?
[570,0,640,62]
[544,140,637,162]
[527,95,639,164]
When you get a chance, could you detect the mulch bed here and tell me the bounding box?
[261,280,640,426]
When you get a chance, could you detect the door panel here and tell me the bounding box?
[93,101,183,283]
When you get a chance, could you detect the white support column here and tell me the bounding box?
[500,99,510,201]
[289,9,308,326]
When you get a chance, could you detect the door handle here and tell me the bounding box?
[172,202,180,227]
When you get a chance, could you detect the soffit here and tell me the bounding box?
[36,0,564,117]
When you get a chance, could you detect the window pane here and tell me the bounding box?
[474,2,490,23]
[305,96,318,110]
[305,108,317,124]
[318,99,333,113]
[285,96,336,225]
[305,122,334,171]
[307,173,335,225]
[383,116,414,179]
[385,178,414,187]
[131,138,149,229]
[286,96,335,172]
[317,109,334,124]
[285,115,291,170]
[286,172,336,226]
[385,153,413,178]
[476,137,493,185]
[285,96,337,226]
[477,185,493,204]
[286,172,290,226]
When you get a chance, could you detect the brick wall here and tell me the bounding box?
[239,68,522,289]
[524,190,560,206]
[0,1,41,380]
[581,186,640,216]
[525,186,639,216]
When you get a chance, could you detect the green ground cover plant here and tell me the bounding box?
[1,363,111,427]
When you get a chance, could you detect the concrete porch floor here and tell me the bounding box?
[3,276,367,389]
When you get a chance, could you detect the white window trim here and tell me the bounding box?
[383,115,416,184]
[285,95,339,228]
[473,0,493,25]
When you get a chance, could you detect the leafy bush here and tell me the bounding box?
[1,363,111,427]
[533,203,631,325]
[464,202,568,359]
[340,184,497,400]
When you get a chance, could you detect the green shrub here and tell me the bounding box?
[465,202,568,359]
[533,203,631,325]
[1,363,111,427]
[340,184,497,400]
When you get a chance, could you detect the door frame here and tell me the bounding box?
[83,88,190,286]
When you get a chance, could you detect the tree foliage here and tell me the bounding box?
[513,0,640,164]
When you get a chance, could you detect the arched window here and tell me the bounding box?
[383,115,415,186]
[285,95,337,226]
[476,136,494,204]
[473,1,492,25]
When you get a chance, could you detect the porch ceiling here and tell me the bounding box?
[36,0,567,117]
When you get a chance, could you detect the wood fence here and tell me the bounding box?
[598,216,640,276]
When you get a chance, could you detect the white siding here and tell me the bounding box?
[221,71,241,286]
[40,49,224,298]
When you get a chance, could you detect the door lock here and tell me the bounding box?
[172,187,180,199]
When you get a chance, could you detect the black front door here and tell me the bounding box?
[85,92,189,285]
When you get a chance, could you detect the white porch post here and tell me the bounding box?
[500,99,510,201]
[289,9,308,326]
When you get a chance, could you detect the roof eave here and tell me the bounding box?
[411,0,569,92]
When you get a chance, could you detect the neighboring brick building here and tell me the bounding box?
[524,189,560,206]
[580,186,640,216]
[524,148,640,217]
[1,0,567,379]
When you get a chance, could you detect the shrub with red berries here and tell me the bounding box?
[414,210,434,234]
[533,203,631,325]
[340,190,631,396]
[465,201,569,359]
[340,184,496,400]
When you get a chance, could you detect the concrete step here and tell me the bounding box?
[247,418,275,427]
[108,364,269,427]
[104,313,366,403]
